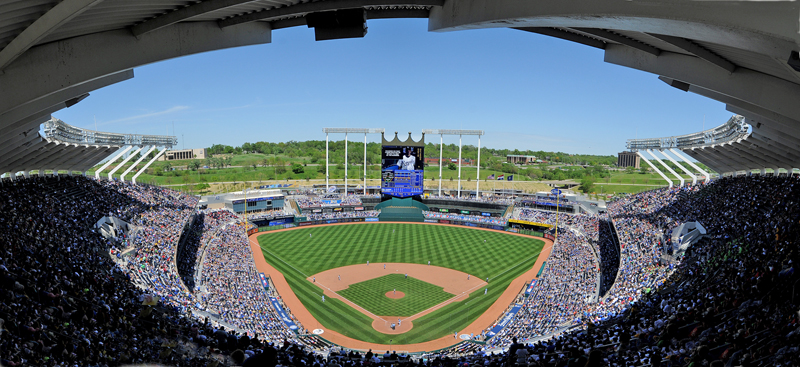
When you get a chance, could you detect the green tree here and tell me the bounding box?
[448,162,457,170]
[195,183,210,194]
[291,163,304,174]
[188,161,201,171]
[579,177,595,193]
[639,166,649,174]
[625,165,636,174]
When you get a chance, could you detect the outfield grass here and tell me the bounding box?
[338,274,452,317]
[258,223,544,345]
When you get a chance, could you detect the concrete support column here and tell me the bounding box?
[669,149,711,183]
[108,146,143,180]
[95,145,132,180]
[661,149,697,185]
[647,149,684,186]
[637,151,673,188]
[121,146,155,182]
[133,147,167,184]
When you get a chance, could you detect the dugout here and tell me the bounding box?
[508,218,553,233]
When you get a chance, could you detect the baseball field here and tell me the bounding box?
[256,223,544,346]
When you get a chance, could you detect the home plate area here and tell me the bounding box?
[308,263,487,334]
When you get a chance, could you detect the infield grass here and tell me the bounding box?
[258,223,544,345]
[338,274,452,317]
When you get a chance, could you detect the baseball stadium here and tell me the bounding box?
[2,2,800,367]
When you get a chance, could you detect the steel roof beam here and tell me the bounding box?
[732,140,795,168]
[718,143,770,169]
[647,34,736,74]
[0,23,268,118]
[606,48,800,128]
[4,142,63,173]
[73,146,115,172]
[0,0,105,71]
[0,140,50,173]
[60,146,101,172]
[573,28,660,56]
[46,145,89,172]
[698,146,749,172]
[685,148,736,174]
[19,143,74,173]
[682,149,726,176]
[516,27,606,50]
[746,133,800,162]
[367,8,430,19]
[0,126,43,158]
[74,149,118,173]
[132,0,258,37]
[219,0,444,28]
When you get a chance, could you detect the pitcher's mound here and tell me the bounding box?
[385,291,405,299]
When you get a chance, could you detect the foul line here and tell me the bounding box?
[259,244,310,278]
[259,242,388,322]
[405,280,488,321]
[313,282,388,323]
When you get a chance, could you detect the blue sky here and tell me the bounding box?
[52,18,731,156]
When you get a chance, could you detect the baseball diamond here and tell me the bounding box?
[254,222,546,347]
[336,274,457,317]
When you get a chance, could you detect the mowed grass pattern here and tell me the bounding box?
[258,223,544,345]
[338,274,453,317]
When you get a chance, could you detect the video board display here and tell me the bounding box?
[381,145,424,198]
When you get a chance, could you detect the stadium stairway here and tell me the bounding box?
[42,176,93,203]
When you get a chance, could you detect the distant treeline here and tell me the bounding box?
[208,141,617,167]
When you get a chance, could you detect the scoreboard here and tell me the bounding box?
[381,143,424,198]
[382,170,423,197]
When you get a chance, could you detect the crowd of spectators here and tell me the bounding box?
[514,208,599,242]
[177,209,240,292]
[489,229,599,348]
[197,221,297,343]
[0,176,235,366]
[117,184,199,313]
[423,211,507,226]
[295,195,365,208]
[305,210,379,220]
[426,194,515,205]
[245,208,293,221]
[3,173,799,367]
[451,176,799,366]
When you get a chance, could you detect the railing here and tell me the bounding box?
[43,117,176,147]
[626,115,748,151]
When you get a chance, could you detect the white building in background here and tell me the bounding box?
[158,148,207,161]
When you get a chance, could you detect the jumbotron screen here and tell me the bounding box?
[381,145,424,198]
